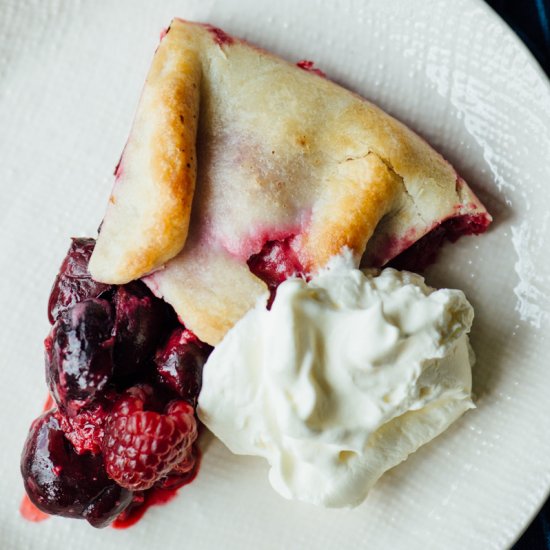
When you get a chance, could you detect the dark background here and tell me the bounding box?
[487,0,550,73]
[485,1,549,548]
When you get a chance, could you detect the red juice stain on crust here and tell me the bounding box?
[203,24,234,46]
[113,156,123,179]
[296,60,326,78]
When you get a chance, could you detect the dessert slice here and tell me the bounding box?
[90,19,491,344]
[89,19,491,346]
[21,19,493,528]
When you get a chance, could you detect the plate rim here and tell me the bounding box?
[3,0,550,548]
[467,0,550,545]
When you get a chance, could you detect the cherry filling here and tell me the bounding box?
[248,214,490,297]
[247,237,305,306]
[21,410,133,528]
[48,238,111,324]
[387,213,491,272]
[155,328,211,407]
[21,239,211,528]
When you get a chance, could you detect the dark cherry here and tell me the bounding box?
[112,282,175,382]
[48,238,112,324]
[155,328,212,406]
[21,410,132,528]
[387,213,492,272]
[46,298,115,411]
[83,484,133,528]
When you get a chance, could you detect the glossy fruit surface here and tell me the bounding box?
[21,410,132,528]
[48,238,112,324]
[247,237,304,293]
[46,298,115,411]
[112,282,174,382]
[155,328,212,406]
[102,389,197,491]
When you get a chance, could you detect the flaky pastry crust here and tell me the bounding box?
[89,24,201,283]
[90,19,491,345]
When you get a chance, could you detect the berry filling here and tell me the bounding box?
[112,283,175,383]
[387,213,491,272]
[155,328,212,406]
[48,238,112,324]
[57,397,112,455]
[21,410,133,528]
[46,298,115,412]
[21,239,210,528]
[101,386,197,491]
[247,237,305,305]
[248,213,491,297]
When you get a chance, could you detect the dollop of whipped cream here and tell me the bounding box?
[198,253,475,507]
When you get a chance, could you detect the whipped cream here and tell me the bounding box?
[198,254,475,507]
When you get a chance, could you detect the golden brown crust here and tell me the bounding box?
[91,19,491,344]
[89,24,201,284]
[145,241,268,345]
[300,154,403,270]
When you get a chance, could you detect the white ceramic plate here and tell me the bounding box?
[2,0,550,548]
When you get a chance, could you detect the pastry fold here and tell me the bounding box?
[89,24,201,283]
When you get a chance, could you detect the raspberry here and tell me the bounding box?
[112,282,175,381]
[102,390,197,491]
[56,397,113,455]
[153,443,199,490]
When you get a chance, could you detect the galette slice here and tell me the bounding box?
[90,19,491,346]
